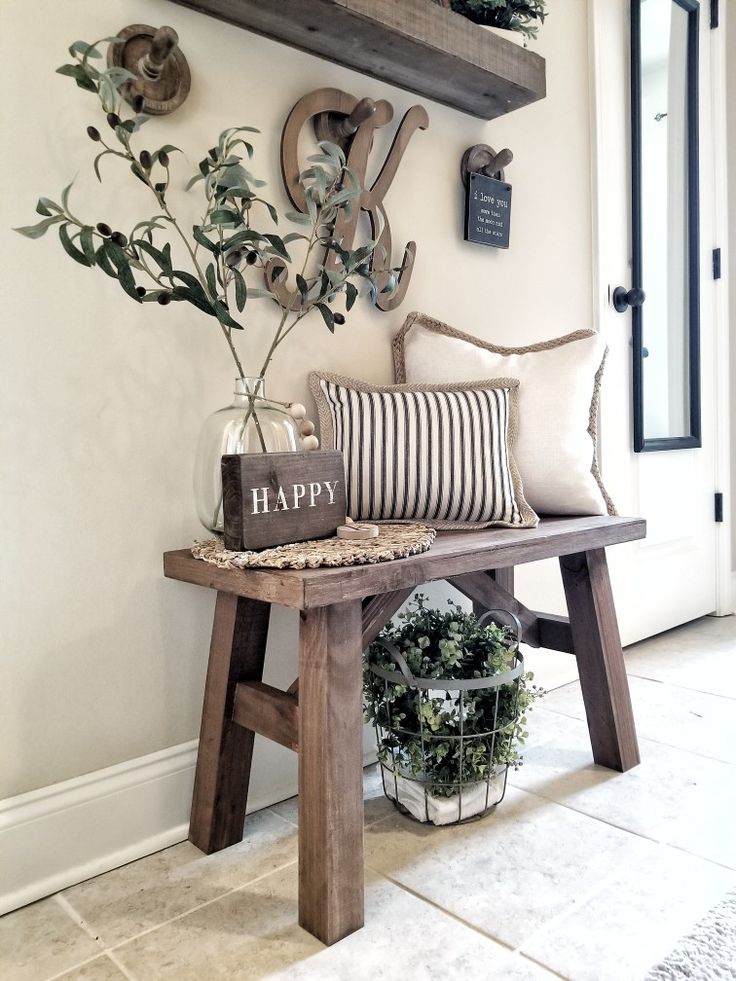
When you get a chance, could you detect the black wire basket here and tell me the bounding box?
[367,609,524,826]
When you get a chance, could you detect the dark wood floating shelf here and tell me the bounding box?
[170,0,546,120]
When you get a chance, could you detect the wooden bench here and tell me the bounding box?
[164,514,645,945]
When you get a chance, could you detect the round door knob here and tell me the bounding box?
[612,286,646,312]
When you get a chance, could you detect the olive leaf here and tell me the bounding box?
[213,300,242,330]
[58,224,93,267]
[315,302,335,332]
[284,211,312,226]
[93,149,123,182]
[14,215,65,238]
[205,262,218,300]
[295,274,309,303]
[232,267,247,312]
[79,226,97,263]
[345,281,358,311]
[193,226,219,255]
[36,197,62,216]
[56,63,97,92]
[104,240,141,302]
[134,239,173,277]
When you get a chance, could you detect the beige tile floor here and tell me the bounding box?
[2,615,735,981]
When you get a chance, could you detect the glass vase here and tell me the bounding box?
[194,376,300,534]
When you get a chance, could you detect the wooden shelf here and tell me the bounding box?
[170,0,546,120]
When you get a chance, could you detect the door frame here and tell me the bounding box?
[586,0,732,614]
[631,0,702,453]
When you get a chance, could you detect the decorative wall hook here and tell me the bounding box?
[313,97,378,151]
[108,24,191,116]
[460,144,514,187]
[462,144,514,249]
[279,87,429,312]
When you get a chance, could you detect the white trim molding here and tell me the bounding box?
[1,738,378,915]
[708,2,733,615]
[0,742,197,915]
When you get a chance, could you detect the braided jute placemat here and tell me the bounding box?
[191,523,436,571]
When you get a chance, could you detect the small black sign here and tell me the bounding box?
[465,173,512,249]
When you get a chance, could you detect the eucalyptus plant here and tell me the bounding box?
[364,596,544,797]
[15,38,390,410]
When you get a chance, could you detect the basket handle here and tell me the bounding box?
[476,607,523,646]
[372,605,521,682]
[372,638,416,684]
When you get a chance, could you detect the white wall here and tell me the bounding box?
[0,0,593,806]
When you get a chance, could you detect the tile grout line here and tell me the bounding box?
[105,948,140,981]
[54,893,105,948]
[508,784,666,848]
[657,838,736,874]
[527,705,736,777]
[47,895,140,981]
[514,954,571,980]
[102,858,300,953]
[363,862,517,950]
[365,863,569,979]
[44,954,109,981]
[266,805,299,829]
[267,801,405,831]
[538,702,736,767]
[513,863,625,964]
[362,810,396,831]
[625,669,736,702]
[509,781,736,872]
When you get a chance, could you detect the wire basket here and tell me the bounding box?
[368,609,524,826]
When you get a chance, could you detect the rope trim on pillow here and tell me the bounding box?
[309,371,538,530]
[392,312,598,379]
[392,310,616,518]
[589,347,618,516]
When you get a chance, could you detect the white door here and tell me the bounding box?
[590,0,731,644]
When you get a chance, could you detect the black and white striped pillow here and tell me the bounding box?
[310,373,537,529]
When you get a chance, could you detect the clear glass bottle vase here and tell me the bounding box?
[194,376,300,534]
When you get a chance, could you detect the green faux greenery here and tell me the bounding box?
[364,596,544,797]
[14,38,391,406]
[449,0,547,39]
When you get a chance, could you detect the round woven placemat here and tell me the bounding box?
[191,523,436,571]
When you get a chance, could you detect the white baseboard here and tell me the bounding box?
[0,742,198,916]
[0,738,379,916]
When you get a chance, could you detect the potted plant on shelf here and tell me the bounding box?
[364,596,544,826]
[15,38,393,532]
[434,0,548,41]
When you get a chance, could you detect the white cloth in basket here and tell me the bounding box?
[383,772,502,825]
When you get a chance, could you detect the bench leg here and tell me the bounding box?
[190,592,270,854]
[559,549,640,772]
[298,600,364,945]
[492,566,515,594]
[471,566,514,619]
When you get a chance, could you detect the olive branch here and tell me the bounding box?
[15,37,392,395]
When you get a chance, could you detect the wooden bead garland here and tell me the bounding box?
[286,402,319,450]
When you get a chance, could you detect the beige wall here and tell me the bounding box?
[0,0,593,799]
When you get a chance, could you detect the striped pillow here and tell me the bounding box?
[309,372,537,529]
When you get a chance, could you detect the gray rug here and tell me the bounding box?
[645,889,736,979]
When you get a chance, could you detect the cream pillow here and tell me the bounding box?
[393,312,615,516]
